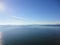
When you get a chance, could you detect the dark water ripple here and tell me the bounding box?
[0,26,60,45]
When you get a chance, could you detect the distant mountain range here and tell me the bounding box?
[40,24,60,27]
[0,24,60,27]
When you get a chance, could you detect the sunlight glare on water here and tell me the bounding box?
[0,32,2,45]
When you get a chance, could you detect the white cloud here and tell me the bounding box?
[11,16,25,20]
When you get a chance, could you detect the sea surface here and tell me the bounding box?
[0,25,60,45]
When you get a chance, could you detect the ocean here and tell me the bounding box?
[0,25,60,45]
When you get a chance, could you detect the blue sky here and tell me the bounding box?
[0,0,60,25]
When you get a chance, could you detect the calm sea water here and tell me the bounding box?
[0,25,60,45]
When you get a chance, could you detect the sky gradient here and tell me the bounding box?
[0,0,60,25]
